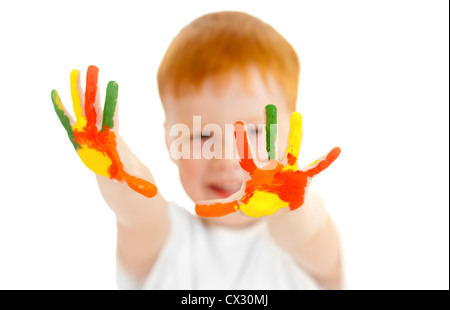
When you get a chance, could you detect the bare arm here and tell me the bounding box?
[266,187,342,289]
[51,66,169,284]
[96,137,169,282]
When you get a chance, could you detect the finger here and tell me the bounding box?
[195,200,239,217]
[304,147,341,178]
[51,90,79,150]
[84,65,100,130]
[285,112,302,169]
[265,104,277,160]
[195,183,244,217]
[112,136,158,197]
[70,69,87,130]
[94,69,103,130]
[102,81,119,132]
[234,121,257,174]
[123,174,158,198]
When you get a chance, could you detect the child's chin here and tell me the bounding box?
[201,212,258,228]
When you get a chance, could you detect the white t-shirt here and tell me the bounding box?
[117,202,323,290]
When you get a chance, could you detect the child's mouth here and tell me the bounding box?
[208,183,242,199]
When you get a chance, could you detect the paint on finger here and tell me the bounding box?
[265,104,277,160]
[70,69,87,131]
[195,200,240,217]
[123,174,158,198]
[102,81,118,131]
[85,65,99,129]
[234,121,257,174]
[284,112,302,170]
[305,147,341,177]
[51,90,79,150]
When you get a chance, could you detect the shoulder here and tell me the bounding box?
[167,202,204,232]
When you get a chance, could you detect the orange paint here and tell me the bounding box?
[72,126,157,198]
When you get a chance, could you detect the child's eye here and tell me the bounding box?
[191,133,210,141]
[247,127,260,136]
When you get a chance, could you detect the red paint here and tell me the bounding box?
[287,153,297,166]
[85,66,99,130]
[234,121,257,173]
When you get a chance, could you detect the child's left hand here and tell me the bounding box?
[195,105,340,218]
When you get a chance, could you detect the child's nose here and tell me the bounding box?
[209,157,241,172]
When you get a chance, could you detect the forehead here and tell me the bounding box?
[163,67,289,127]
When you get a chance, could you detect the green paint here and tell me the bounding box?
[265,104,277,160]
[51,90,79,150]
[102,81,118,131]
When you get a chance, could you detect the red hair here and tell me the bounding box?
[157,11,300,112]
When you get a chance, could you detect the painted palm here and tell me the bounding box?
[51,65,157,198]
[195,105,341,218]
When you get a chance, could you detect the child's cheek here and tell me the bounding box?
[177,158,208,201]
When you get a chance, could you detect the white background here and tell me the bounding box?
[0,0,448,289]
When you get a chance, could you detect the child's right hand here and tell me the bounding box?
[51,65,157,198]
[51,65,169,281]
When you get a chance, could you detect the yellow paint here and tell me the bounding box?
[240,191,289,218]
[309,159,319,166]
[70,70,87,130]
[77,146,112,177]
[53,90,64,111]
[283,112,302,172]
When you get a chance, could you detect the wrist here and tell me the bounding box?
[267,188,330,244]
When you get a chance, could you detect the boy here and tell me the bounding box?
[52,11,343,289]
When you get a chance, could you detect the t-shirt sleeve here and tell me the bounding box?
[115,202,196,290]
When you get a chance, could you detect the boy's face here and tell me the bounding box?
[163,67,291,227]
